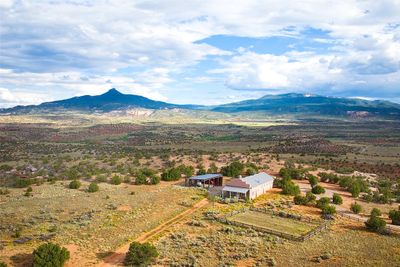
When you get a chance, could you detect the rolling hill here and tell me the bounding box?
[212,93,400,119]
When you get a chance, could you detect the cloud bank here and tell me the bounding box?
[0,0,399,106]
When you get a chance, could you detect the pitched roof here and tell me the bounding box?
[188,173,222,181]
[241,172,275,188]
[223,172,275,191]
[225,178,250,188]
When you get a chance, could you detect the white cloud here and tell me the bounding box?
[0,87,51,107]
[0,0,399,105]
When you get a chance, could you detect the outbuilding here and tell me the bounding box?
[222,172,275,200]
[186,173,223,188]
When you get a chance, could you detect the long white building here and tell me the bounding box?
[222,172,275,200]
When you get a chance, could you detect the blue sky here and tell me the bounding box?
[0,0,399,107]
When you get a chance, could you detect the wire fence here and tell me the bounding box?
[218,207,330,242]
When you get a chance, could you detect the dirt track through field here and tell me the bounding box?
[97,198,209,266]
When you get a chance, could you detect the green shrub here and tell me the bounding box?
[332,193,343,205]
[281,178,300,196]
[321,205,336,215]
[161,168,181,181]
[96,175,107,183]
[221,161,244,178]
[197,168,207,175]
[69,180,81,189]
[246,167,257,176]
[389,208,400,225]
[305,191,316,203]
[311,185,325,194]
[349,182,361,197]
[370,208,382,217]
[207,163,218,174]
[365,214,386,233]
[318,172,339,183]
[350,202,362,214]
[316,197,331,209]
[14,179,31,188]
[32,243,70,267]
[150,175,160,185]
[111,175,122,185]
[135,173,147,185]
[308,174,318,187]
[124,242,158,266]
[87,182,99,193]
[0,261,7,267]
[294,195,307,205]
[177,165,194,177]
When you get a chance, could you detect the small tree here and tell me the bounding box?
[294,195,307,205]
[321,205,336,215]
[161,168,181,181]
[351,202,362,214]
[111,175,122,185]
[389,208,400,225]
[349,182,361,198]
[306,191,316,203]
[88,182,99,193]
[281,179,300,196]
[221,161,244,177]
[69,180,81,189]
[365,210,386,233]
[370,208,382,217]
[135,173,147,185]
[332,193,343,205]
[311,185,325,194]
[150,175,160,185]
[308,175,318,187]
[32,243,70,267]
[124,242,158,266]
[316,197,331,209]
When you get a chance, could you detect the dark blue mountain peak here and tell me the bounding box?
[102,88,123,96]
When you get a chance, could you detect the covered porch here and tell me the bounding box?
[222,186,249,200]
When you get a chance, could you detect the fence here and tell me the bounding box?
[249,207,317,223]
[338,211,400,234]
[217,207,330,242]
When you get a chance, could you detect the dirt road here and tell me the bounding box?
[98,198,209,267]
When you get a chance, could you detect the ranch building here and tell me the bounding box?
[186,173,223,188]
[222,172,275,200]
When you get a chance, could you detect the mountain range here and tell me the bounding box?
[1,88,400,119]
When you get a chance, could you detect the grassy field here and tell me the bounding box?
[269,217,400,267]
[0,181,205,266]
[228,210,318,237]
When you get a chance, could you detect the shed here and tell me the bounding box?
[186,173,223,188]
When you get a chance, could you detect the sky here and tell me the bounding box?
[0,0,400,107]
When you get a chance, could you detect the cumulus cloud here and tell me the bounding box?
[0,0,399,105]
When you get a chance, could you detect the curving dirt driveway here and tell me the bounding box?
[97,198,209,267]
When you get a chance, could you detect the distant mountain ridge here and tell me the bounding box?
[1,89,399,119]
[1,88,195,113]
[211,93,400,118]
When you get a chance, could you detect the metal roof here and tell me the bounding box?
[225,178,250,188]
[188,173,222,181]
[241,172,274,188]
[222,186,249,194]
